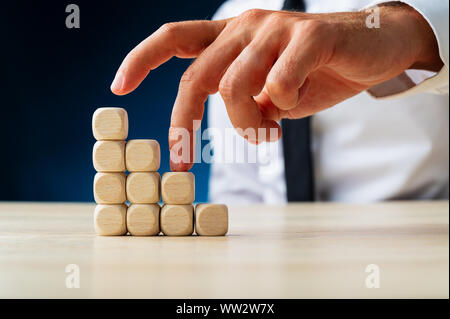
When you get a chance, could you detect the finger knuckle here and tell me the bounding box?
[179,70,197,87]
[265,12,285,28]
[159,22,180,39]
[179,69,209,94]
[238,9,265,22]
[266,76,294,98]
[218,75,238,102]
[296,19,329,39]
[180,63,215,94]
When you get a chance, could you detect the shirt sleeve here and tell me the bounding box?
[364,0,449,99]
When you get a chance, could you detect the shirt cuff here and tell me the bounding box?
[363,0,449,99]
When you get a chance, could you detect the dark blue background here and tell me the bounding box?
[3,0,224,202]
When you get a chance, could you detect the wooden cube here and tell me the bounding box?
[93,141,125,172]
[127,204,160,236]
[93,172,126,204]
[92,107,128,140]
[94,204,127,236]
[161,172,195,204]
[126,172,161,203]
[195,204,228,236]
[160,204,194,236]
[125,139,160,172]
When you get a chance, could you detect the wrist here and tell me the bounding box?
[381,3,443,72]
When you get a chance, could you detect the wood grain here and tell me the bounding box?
[125,139,160,172]
[92,107,128,141]
[93,173,126,204]
[160,204,194,236]
[127,204,160,236]
[126,172,161,204]
[93,141,126,172]
[161,172,195,204]
[195,204,228,236]
[0,201,447,298]
[94,204,127,236]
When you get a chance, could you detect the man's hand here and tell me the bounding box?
[111,4,442,171]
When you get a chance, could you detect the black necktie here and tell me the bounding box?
[282,0,305,11]
[281,0,314,202]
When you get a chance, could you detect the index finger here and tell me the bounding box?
[111,19,227,95]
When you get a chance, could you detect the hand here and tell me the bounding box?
[111,4,442,171]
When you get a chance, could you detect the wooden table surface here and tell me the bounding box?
[0,201,448,299]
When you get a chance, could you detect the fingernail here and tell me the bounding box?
[170,160,192,172]
[111,72,124,93]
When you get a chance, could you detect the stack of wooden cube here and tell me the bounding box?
[92,107,128,236]
[92,107,228,237]
[125,139,161,236]
[160,172,195,235]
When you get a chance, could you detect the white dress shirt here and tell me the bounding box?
[208,0,449,203]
